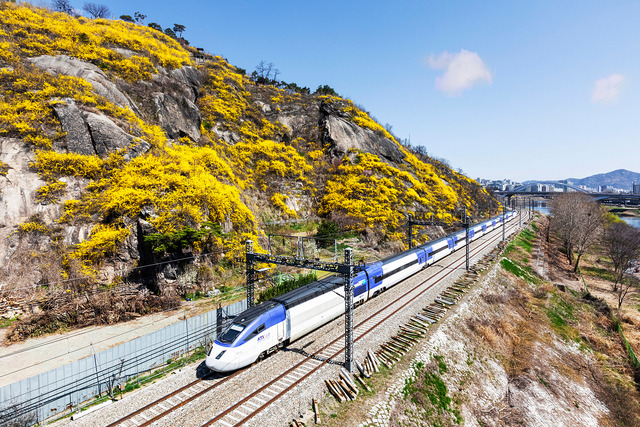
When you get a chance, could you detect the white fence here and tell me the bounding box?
[0,299,247,426]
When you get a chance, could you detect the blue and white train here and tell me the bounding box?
[206,211,516,371]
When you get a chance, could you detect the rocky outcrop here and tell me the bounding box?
[323,115,405,165]
[152,92,201,141]
[52,99,150,159]
[168,66,201,102]
[52,99,94,155]
[28,55,140,113]
[83,112,149,159]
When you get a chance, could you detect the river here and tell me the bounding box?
[529,201,640,229]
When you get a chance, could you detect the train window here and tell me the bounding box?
[219,323,245,344]
[244,323,266,342]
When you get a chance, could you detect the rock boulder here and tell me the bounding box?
[28,55,139,113]
[323,115,405,165]
[153,92,201,141]
[52,99,94,155]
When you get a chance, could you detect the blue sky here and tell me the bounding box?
[62,0,640,182]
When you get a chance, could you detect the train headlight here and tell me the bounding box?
[215,350,226,360]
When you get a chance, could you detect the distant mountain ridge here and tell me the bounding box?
[567,169,640,191]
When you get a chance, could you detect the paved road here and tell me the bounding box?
[0,303,200,387]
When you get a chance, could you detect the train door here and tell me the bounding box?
[276,321,285,342]
[416,248,426,266]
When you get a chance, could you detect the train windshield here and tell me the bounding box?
[218,323,245,344]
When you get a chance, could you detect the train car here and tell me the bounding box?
[206,211,518,372]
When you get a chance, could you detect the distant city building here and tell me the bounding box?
[634,182,640,195]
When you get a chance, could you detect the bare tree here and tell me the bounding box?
[253,60,280,83]
[83,2,111,19]
[571,197,604,272]
[617,276,640,309]
[603,222,640,293]
[550,193,603,271]
[53,0,76,15]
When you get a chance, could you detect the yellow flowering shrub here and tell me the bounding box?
[0,159,8,175]
[0,3,191,80]
[271,193,297,217]
[229,139,313,190]
[36,180,67,203]
[18,221,48,234]
[72,223,130,264]
[320,152,460,236]
[32,150,105,180]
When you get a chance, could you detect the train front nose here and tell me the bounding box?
[205,343,232,372]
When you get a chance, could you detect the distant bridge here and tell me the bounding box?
[495,181,640,205]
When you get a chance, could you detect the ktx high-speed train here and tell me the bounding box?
[206,211,516,371]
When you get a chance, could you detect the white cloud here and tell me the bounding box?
[428,49,493,96]
[591,74,624,104]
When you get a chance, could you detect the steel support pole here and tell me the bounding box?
[246,240,255,308]
[502,205,506,241]
[464,208,470,271]
[519,201,522,228]
[343,248,354,372]
[408,214,413,249]
[216,304,223,338]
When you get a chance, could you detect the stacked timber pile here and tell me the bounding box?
[325,366,365,402]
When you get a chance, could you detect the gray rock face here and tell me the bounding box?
[52,99,94,155]
[82,112,149,159]
[169,66,201,102]
[153,92,201,141]
[28,55,139,112]
[323,115,405,165]
[0,138,63,287]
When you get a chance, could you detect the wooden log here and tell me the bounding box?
[411,317,431,328]
[409,317,429,328]
[368,350,381,370]
[340,368,358,389]
[380,347,400,362]
[338,379,355,400]
[386,341,408,354]
[364,358,372,376]
[340,372,359,395]
[368,354,379,373]
[416,314,436,324]
[389,339,410,351]
[313,398,321,424]
[401,325,424,335]
[331,379,350,401]
[375,352,392,367]
[353,372,371,391]
[379,347,398,361]
[399,332,420,343]
[393,335,414,346]
[356,360,369,378]
[381,342,403,356]
[325,379,344,402]
[340,368,358,391]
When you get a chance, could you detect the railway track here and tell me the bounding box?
[107,213,528,427]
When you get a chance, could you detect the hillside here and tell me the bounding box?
[568,169,640,191]
[0,3,497,337]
